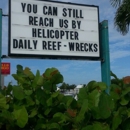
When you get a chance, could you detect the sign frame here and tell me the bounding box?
[8,0,100,60]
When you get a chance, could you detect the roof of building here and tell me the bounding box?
[76,84,83,88]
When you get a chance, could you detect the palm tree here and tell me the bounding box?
[110,0,130,35]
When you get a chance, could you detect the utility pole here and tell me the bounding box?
[0,9,2,89]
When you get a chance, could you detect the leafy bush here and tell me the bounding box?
[0,65,130,130]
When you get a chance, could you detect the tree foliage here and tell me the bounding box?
[59,83,76,91]
[110,0,130,35]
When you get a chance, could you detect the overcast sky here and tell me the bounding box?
[0,0,130,86]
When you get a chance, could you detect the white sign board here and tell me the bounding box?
[9,0,100,59]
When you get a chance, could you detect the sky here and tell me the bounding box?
[0,0,130,86]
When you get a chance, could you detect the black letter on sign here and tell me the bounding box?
[19,39,23,49]
[29,16,33,25]
[84,43,88,51]
[53,7,57,16]
[57,42,61,50]
[42,41,47,50]
[39,17,43,26]
[64,20,68,28]
[94,44,98,52]
[33,40,37,49]
[76,43,80,51]
[21,3,26,12]
[28,40,32,49]
[59,19,64,28]
[63,8,67,17]
[48,41,52,50]
[33,5,37,14]
[68,8,72,17]
[32,28,37,37]
[89,44,93,52]
[77,21,81,29]
[72,20,76,29]
[69,42,74,51]
[27,4,32,13]
[80,10,84,18]
[49,18,53,27]
[75,32,79,40]
[43,6,47,15]
[80,43,84,51]
[13,39,18,48]
[53,41,56,50]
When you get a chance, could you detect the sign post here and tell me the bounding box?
[100,20,111,94]
[0,9,2,89]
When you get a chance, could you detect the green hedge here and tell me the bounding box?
[0,65,130,130]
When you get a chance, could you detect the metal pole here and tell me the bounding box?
[100,20,111,94]
[0,9,2,90]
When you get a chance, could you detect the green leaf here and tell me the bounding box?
[127,108,130,118]
[82,122,109,130]
[52,91,60,98]
[32,70,41,88]
[25,96,35,106]
[75,99,88,123]
[37,76,44,86]
[51,73,64,84]
[87,81,97,92]
[6,83,13,95]
[44,108,51,116]
[12,74,19,81]
[82,125,93,130]
[87,81,107,92]
[48,123,60,129]
[78,87,88,103]
[66,97,74,107]
[120,96,129,105]
[122,118,130,130]
[98,93,115,119]
[24,90,33,96]
[23,67,35,80]
[112,111,122,130]
[12,74,27,84]
[35,119,46,129]
[97,82,107,91]
[88,89,101,108]
[1,110,14,124]
[92,122,104,130]
[43,80,52,91]
[110,84,121,100]
[17,65,23,74]
[12,106,28,128]
[93,122,110,130]
[29,108,37,118]
[13,86,25,100]
[111,71,118,80]
[53,112,67,123]
[0,94,9,109]
[43,68,63,84]
[47,97,52,107]
[43,68,58,79]
[36,88,48,106]
[121,87,130,97]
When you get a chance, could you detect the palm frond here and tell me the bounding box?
[110,0,123,8]
[114,0,130,35]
